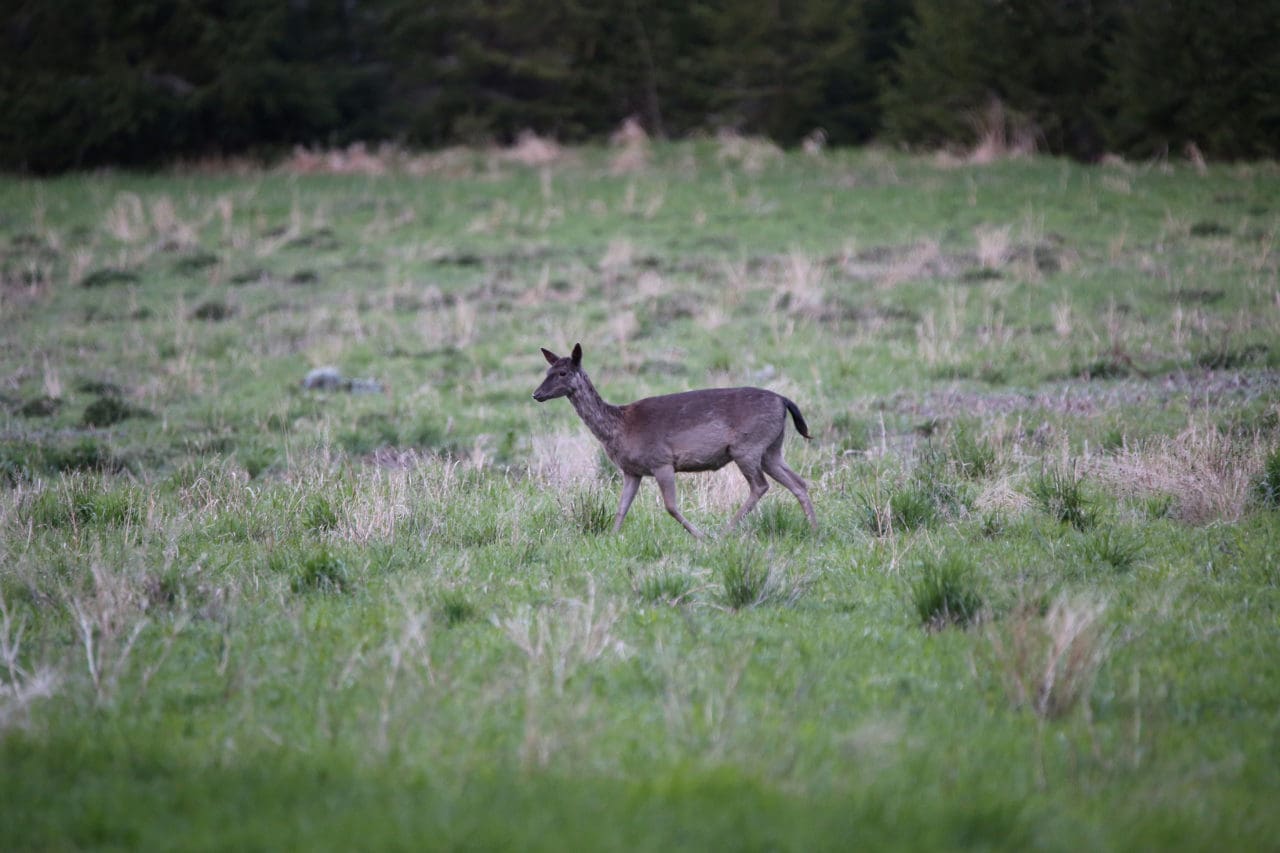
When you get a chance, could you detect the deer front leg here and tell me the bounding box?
[653,465,704,539]
[614,473,642,532]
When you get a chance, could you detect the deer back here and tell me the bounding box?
[613,387,789,473]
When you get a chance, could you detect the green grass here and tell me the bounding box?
[1031,464,1096,530]
[633,567,697,605]
[2,143,1279,849]
[1081,526,1145,572]
[911,552,985,629]
[570,487,615,535]
[711,538,782,610]
[1259,446,1280,508]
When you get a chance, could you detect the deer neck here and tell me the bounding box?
[570,373,623,445]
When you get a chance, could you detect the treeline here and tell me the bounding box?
[2,0,1277,172]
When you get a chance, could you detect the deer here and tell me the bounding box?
[532,343,817,538]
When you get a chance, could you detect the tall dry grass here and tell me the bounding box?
[610,117,651,175]
[770,251,827,320]
[715,130,783,174]
[528,432,602,491]
[497,580,627,767]
[879,240,941,289]
[984,595,1111,719]
[0,587,60,730]
[1093,423,1274,523]
[936,99,1040,166]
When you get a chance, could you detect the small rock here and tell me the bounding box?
[302,366,345,390]
[301,367,384,394]
[347,378,385,395]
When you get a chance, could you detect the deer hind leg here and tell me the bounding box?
[653,465,705,539]
[763,448,818,530]
[727,456,770,530]
[613,473,642,532]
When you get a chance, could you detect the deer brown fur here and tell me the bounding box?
[532,343,817,538]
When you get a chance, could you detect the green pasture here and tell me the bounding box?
[1,142,1278,850]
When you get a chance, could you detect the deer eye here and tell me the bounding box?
[558,370,568,377]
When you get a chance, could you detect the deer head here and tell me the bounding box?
[532,342,584,402]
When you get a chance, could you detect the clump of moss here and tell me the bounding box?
[191,299,235,321]
[79,267,140,288]
[174,252,220,274]
[76,379,123,396]
[18,396,61,417]
[82,395,150,428]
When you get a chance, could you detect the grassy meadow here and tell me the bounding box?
[2,139,1279,850]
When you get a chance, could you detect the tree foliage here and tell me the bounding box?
[1104,0,1280,159]
[0,0,1275,171]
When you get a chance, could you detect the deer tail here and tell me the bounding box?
[784,398,812,440]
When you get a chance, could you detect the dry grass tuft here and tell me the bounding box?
[279,143,487,178]
[985,595,1110,719]
[610,143,650,176]
[1184,142,1208,176]
[610,116,649,148]
[283,142,388,175]
[1051,294,1074,339]
[497,579,627,695]
[686,467,749,514]
[973,478,1034,517]
[879,240,941,289]
[600,238,634,275]
[503,130,563,167]
[0,587,60,730]
[104,193,148,243]
[373,592,436,752]
[64,560,181,705]
[99,192,202,250]
[1093,423,1273,524]
[965,99,1039,164]
[715,129,783,174]
[975,225,1013,269]
[337,469,414,544]
[771,251,826,319]
[497,579,628,768]
[801,128,827,157]
[280,142,424,176]
[609,117,651,175]
[934,100,1039,167]
[529,432,601,491]
[408,146,479,178]
[914,284,966,365]
[41,355,63,400]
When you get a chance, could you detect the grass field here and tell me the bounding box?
[2,140,1279,850]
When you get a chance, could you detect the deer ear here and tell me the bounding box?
[541,348,559,365]
[571,343,582,365]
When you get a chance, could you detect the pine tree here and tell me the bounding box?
[879,0,995,149]
[1106,0,1280,159]
[882,0,1121,159]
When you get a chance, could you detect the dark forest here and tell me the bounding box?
[3,0,1278,172]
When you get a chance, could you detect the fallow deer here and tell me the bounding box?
[532,343,817,538]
